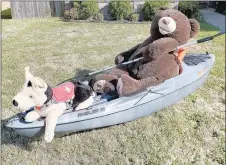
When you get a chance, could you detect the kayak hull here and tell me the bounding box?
[5,53,215,139]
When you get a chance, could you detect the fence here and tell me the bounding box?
[10,1,70,19]
[10,1,52,19]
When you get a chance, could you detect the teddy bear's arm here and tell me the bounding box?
[127,35,159,62]
[143,37,179,61]
[115,34,157,65]
[115,43,141,65]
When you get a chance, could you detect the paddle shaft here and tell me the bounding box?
[85,31,225,77]
[86,57,143,76]
[176,31,225,50]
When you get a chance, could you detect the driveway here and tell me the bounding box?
[200,8,226,32]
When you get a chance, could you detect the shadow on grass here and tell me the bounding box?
[73,68,94,79]
[1,116,34,151]
[57,68,94,85]
[56,122,127,139]
[1,114,127,151]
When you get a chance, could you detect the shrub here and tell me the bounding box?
[192,11,204,22]
[64,8,79,20]
[1,8,12,19]
[108,1,133,20]
[73,1,99,20]
[129,13,139,22]
[64,10,70,19]
[215,1,226,15]
[142,1,169,21]
[178,1,204,22]
[92,12,104,21]
[73,1,80,9]
[70,8,79,20]
[178,1,199,18]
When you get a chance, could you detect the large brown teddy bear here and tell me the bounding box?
[89,7,200,96]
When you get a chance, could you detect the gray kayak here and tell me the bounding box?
[5,53,215,139]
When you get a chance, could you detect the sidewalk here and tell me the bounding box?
[200,8,225,32]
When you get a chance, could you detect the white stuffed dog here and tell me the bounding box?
[13,66,94,142]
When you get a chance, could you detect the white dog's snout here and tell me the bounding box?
[12,99,18,107]
[158,17,176,35]
[12,95,21,108]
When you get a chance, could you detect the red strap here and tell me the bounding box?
[177,48,186,62]
[178,48,185,53]
[175,48,186,74]
[35,106,41,111]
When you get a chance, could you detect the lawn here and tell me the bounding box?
[1,18,225,165]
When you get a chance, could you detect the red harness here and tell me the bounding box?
[52,82,75,102]
[35,82,75,111]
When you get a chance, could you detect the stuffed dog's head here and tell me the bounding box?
[12,66,49,111]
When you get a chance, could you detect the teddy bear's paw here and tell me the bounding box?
[115,55,124,64]
[93,80,107,93]
[44,132,55,143]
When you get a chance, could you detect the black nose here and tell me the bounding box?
[162,18,170,25]
[13,100,18,107]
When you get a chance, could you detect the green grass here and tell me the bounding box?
[2,18,225,165]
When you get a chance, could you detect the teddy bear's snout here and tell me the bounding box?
[158,17,176,35]
[162,18,170,25]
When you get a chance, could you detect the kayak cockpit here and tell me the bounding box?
[73,53,213,108]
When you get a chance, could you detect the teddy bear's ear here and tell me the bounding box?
[158,6,169,10]
[189,19,200,38]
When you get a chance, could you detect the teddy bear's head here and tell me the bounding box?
[150,7,200,45]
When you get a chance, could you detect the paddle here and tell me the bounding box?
[58,31,225,85]
[85,31,225,77]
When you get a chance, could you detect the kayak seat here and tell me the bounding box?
[101,93,119,101]
[91,94,118,106]
[183,53,211,66]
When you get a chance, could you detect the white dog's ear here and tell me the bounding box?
[32,77,47,90]
[25,66,33,80]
